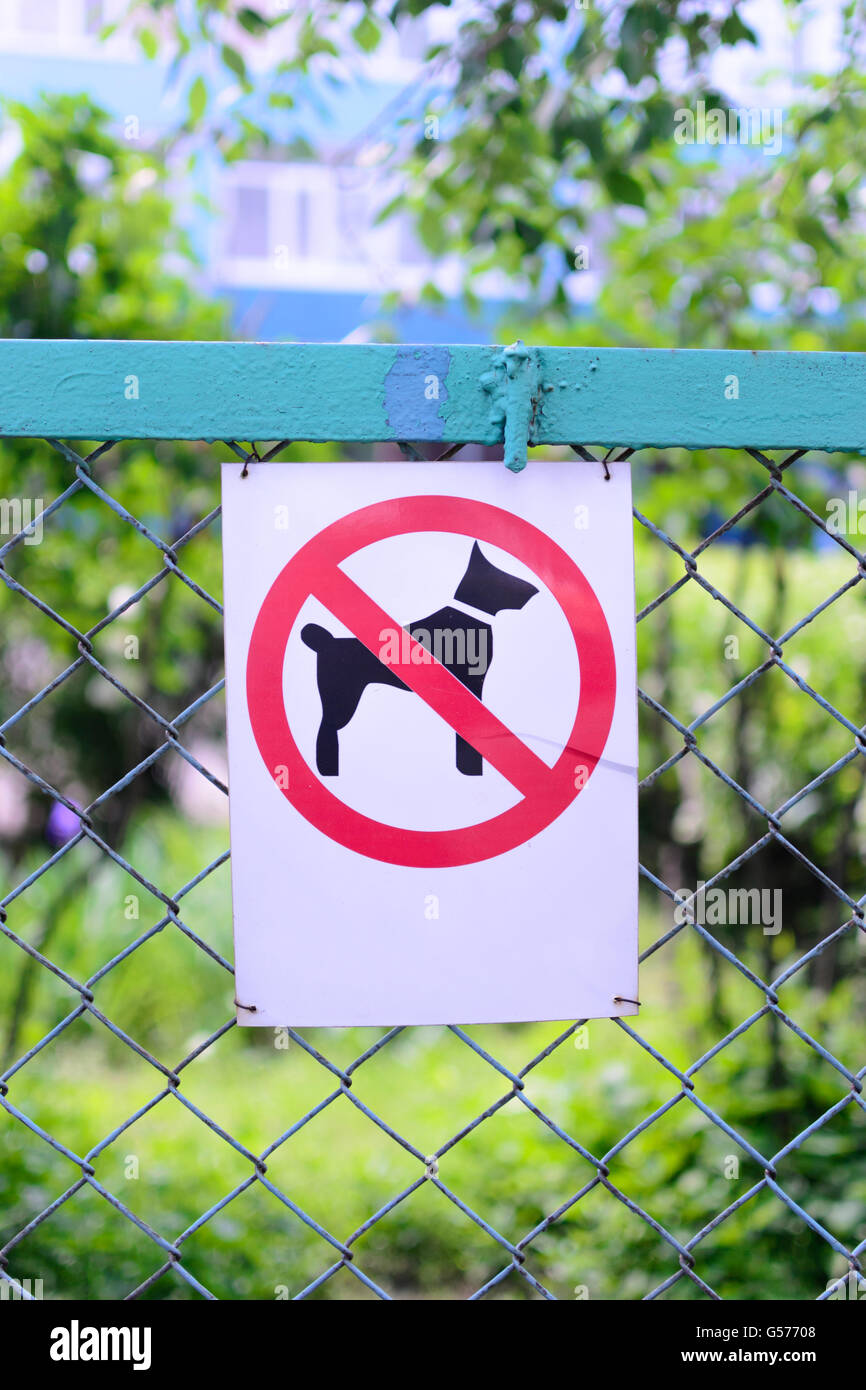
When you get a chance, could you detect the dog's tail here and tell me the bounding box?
[300,622,333,654]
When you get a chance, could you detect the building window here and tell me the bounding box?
[84,0,104,34]
[221,161,432,293]
[17,0,60,31]
[336,186,369,263]
[0,0,126,44]
[227,186,270,260]
[395,15,428,61]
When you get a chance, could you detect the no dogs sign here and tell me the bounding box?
[222,460,637,1025]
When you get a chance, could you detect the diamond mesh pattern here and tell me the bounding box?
[0,438,864,1301]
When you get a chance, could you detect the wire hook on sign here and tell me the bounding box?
[240,443,261,479]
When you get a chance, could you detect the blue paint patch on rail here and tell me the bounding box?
[384,346,450,440]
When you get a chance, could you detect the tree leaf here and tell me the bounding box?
[237,7,270,36]
[221,44,248,84]
[603,166,646,207]
[188,76,208,125]
[720,13,758,46]
[138,27,158,60]
[352,13,382,53]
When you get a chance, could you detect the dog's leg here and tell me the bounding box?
[316,721,340,776]
[456,734,482,776]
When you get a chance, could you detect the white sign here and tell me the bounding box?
[222,460,638,1026]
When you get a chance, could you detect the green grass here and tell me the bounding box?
[2,877,862,1299]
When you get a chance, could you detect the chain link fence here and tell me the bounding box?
[1,430,864,1301]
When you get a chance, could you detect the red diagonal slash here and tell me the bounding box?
[312,564,552,798]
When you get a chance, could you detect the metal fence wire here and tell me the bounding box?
[0,432,864,1302]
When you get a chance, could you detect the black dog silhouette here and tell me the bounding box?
[301,542,538,776]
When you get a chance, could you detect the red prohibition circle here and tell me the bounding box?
[246,495,616,868]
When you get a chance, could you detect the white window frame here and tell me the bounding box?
[0,0,138,60]
[218,160,441,295]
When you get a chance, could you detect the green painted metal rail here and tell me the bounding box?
[0,342,863,471]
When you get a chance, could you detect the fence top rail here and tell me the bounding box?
[0,340,863,453]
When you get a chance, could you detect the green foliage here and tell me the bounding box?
[115,0,863,332]
[0,96,228,858]
[507,81,866,351]
[115,1,784,305]
[0,94,226,340]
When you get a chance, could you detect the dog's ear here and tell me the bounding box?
[455,542,539,614]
